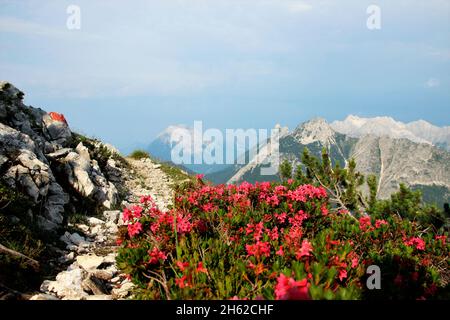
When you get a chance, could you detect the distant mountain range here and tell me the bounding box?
[147,116,450,206]
[148,124,247,175]
[331,115,450,151]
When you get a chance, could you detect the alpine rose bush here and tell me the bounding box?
[116,178,449,300]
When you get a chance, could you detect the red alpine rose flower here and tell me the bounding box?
[404,237,425,251]
[196,262,208,274]
[275,274,310,300]
[148,247,167,265]
[296,240,313,259]
[127,221,142,238]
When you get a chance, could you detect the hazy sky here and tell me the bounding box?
[1,0,449,153]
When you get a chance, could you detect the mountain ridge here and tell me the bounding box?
[331,115,450,151]
[206,117,450,206]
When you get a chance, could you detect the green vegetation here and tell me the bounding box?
[0,182,56,293]
[117,176,449,300]
[66,212,89,225]
[71,133,130,170]
[157,161,194,187]
[129,150,195,187]
[279,159,293,182]
[279,148,448,229]
[129,149,151,160]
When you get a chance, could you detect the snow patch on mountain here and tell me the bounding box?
[331,115,450,150]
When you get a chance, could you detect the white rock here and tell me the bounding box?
[66,252,75,261]
[76,224,90,233]
[106,221,118,234]
[85,295,112,300]
[117,212,126,226]
[76,254,104,271]
[67,262,80,271]
[103,210,120,224]
[105,264,118,276]
[103,254,116,264]
[88,217,105,226]
[47,268,88,300]
[95,236,106,243]
[112,282,134,298]
[90,224,103,236]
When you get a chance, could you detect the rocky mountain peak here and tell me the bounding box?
[0,82,123,232]
[292,117,336,145]
[331,114,450,150]
[156,124,192,144]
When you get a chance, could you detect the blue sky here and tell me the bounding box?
[1,0,449,153]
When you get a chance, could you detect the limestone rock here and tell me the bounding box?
[111,282,134,299]
[82,275,108,295]
[47,268,88,300]
[87,217,105,226]
[76,254,104,271]
[63,151,96,198]
[103,210,120,224]
[85,295,112,300]
[91,269,114,281]
[42,113,72,146]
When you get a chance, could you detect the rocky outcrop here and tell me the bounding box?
[31,209,134,300]
[29,155,178,300]
[0,82,178,300]
[0,81,122,231]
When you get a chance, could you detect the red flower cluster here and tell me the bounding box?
[375,219,388,228]
[296,240,313,259]
[359,216,372,231]
[175,275,190,289]
[148,247,167,264]
[275,274,310,300]
[117,178,448,300]
[246,241,271,258]
[404,237,426,251]
[435,235,446,245]
[127,221,142,238]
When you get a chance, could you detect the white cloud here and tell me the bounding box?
[286,1,313,13]
[0,16,101,41]
[261,0,313,13]
[425,78,440,88]
[0,16,61,37]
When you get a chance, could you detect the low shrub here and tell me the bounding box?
[116,177,449,300]
[129,150,150,160]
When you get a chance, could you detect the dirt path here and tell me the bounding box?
[30,157,175,300]
[123,157,175,211]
